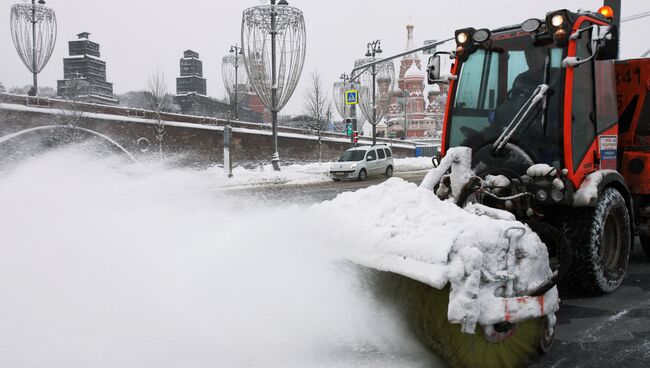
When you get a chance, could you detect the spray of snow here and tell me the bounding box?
[0,147,439,368]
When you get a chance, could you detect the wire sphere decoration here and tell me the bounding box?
[241,2,306,113]
[222,54,249,104]
[355,58,395,126]
[333,80,356,120]
[10,2,57,76]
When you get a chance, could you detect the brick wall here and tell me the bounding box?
[0,93,416,168]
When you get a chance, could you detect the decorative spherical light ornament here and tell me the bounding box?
[355,58,395,126]
[241,0,306,170]
[10,1,57,94]
[222,54,249,105]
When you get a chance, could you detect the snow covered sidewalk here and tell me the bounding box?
[212,157,434,189]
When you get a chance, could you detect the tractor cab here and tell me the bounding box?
[429,7,619,193]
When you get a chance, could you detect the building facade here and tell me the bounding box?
[176,50,207,96]
[173,50,263,123]
[56,32,118,105]
[384,24,446,140]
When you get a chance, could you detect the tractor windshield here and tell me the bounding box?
[448,34,566,167]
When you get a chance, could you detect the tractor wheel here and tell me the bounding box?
[358,169,367,182]
[566,188,631,294]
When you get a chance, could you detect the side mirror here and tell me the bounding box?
[427,52,458,84]
[562,25,611,68]
[427,55,442,83]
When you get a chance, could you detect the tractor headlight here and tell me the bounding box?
[536,189,548,202]
[456,32,469,44]
[551,14,565,27]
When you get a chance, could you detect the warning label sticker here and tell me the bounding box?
[599,135,617,170]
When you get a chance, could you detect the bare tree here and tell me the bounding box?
[0,81,5,93]
[147,69,170,161]
[55,72,88,141]
[303,71,333,164]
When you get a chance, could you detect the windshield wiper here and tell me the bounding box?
[493,84,549,154]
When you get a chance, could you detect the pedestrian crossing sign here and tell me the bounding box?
[345,90,359,105]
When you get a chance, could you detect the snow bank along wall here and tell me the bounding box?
[0,93,416,167]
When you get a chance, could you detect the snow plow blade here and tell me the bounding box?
[317,148,559,367]
[370,272,552,368]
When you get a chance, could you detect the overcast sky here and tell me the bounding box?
[1,0,647,116]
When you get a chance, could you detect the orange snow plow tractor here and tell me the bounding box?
[426,1,650,296]
[347,1,650,366]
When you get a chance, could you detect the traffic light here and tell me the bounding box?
[345,119,353,136]
[353,130,359,144]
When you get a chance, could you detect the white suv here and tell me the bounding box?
[329,145,394,181]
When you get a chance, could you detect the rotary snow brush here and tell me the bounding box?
[321,158,559,368]
[369,272,550,368]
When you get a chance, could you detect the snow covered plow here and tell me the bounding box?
[317,170,559,367]
[339,1,650,364]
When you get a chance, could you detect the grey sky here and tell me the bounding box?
[1,0,647,116]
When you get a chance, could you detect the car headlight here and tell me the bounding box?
[350,164,357,170]
[330,164,334,170]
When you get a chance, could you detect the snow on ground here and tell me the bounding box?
[214,157,434,188]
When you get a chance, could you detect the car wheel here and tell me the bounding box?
[566,188,631,294]
[332,178,341,182]
[358,169,367,181]
[385,166,393,178]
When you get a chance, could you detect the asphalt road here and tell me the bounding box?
[227,171,650,367]
[225,170,430,205]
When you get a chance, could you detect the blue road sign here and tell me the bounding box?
[346,90,358,105]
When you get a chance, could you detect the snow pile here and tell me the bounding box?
[392,157,434,172]
[313,178,559,333]
[212,162,332,188]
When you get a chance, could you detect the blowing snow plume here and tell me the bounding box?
[0,147,439,368]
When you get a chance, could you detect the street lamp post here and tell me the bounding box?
[230,45,242,120]
[242,0,306,171]
[222,44,248,122]
[365,40,382,145]
[10,0,57,96]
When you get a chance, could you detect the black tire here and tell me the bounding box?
[566,188,631,294]
[385,166,393,178]
[358,169,367,181]
[332,178,341,182]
